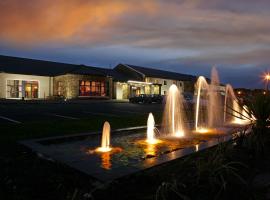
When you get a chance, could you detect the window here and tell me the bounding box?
[79,80,106,96]
[24,81,39,98]
[163,81,167,85]
[7,80,20,98]
[179,82,182,87]
[164,91,166,95]
[57,81,63,96]
[7,80,39,98]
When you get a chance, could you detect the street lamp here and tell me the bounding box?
[265,73,270,92]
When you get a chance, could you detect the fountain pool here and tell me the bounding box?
[21,124,244,182]
[20,68,252,182]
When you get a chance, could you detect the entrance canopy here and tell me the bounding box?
[116,80,161,99]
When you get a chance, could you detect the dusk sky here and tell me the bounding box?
[0,0,269,88]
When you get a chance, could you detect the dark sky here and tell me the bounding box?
[0,0,269,89]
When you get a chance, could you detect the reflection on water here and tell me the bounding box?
[145,143,156,156]
[87,147,122,170]
[85,131,228,170]
[101,152,111,170]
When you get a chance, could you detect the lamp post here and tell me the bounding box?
[265,74,270,93]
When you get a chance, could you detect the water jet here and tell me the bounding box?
[96,121,112,152]
[162,84,186,137]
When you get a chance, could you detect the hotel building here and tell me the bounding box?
[0,55,196,100]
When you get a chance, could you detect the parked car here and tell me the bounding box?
[129,94,163,104]
[150,94,163,103]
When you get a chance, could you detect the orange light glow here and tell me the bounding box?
[175,130,185,137]
[100,152,112,170]
[265,74,270,80]
[87,147,122,170]
[195,128,209,133]
[95,147,112,153]
[145,144,156,156]
[0,1,158,44]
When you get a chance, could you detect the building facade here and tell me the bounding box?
[53,74,112,99]
[0,55,112,100]
[0,55,197,100]
[112,64,196,100]
[0,72,53,99]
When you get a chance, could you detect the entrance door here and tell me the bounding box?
[130,86,141,97]
[23,81,39,98]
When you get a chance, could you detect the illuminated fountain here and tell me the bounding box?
[208,67,223,128]
[96,121,112,152]
[194,67,223,133]
[224,84,251,125]
[162,84,185,137]
[146,113,161,144]
[194,76,209,133]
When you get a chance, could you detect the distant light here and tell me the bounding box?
[237,91,241,95]
[265,74,270,80]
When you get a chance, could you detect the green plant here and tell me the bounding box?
[156,181,190,200]
[155,142,248,200]
[245,94,270,131]
[238,94,270,156]
[242,127,266,157]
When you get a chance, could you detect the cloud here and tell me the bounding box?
[0,0,158,45]
[0,0,270,88]
[1,0,270,49]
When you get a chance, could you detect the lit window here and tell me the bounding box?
[7,80,38,98]
[79,80,106,96]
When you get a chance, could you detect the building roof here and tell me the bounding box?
[104,69,130,82]
[0,55,198,82]
[0,55,107,77]
[120,64,197,81]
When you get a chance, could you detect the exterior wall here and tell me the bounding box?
[0,73,5,98]
[145,77,184,95]
[0,72,51,99]
[115,82,129,100]
[53,74,111,99]
[116,82,123,100]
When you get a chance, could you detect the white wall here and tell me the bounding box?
[0,72,52,99]
[116,82,123,100]
[145,77,184,95]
